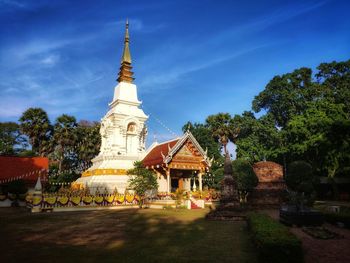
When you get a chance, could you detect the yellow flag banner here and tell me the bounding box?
[125,195,135,204]
[116,195,125,204]
[44,196,57,206]
[94,196,104,204]
[32,196,42,206]
[82,196,93,205]
[58,196,69,205]
[104,195,115,204]
[70,196,81,206]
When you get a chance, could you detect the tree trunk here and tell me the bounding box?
[223,142,228,156]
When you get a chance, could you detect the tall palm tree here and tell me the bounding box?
[76,120,101,166]
[53,114,77,172]
[19,108,52,155]
[206,113,239,156]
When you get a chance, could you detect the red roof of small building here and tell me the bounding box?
[0,156,49,185]
[142,139,179,167]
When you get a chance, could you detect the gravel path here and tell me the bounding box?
[290,224,350,263]
[263,209,350,263]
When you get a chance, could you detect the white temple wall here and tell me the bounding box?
[157,174,168,192]
[183,178,191,191]
[113,82,140,104]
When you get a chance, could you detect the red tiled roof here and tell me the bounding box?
[142,139,179,167]
[0,156,49,185]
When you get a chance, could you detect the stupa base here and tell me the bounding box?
[75,175,129,194]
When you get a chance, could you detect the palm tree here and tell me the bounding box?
[206,113,239,155]
[19,108,52,155]
[76,120,101,166]
[53,114,77,172]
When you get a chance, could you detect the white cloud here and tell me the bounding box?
[40,54,61,66]
[1,39,70,69]
[136,1,328,93]
[0,1,328,122]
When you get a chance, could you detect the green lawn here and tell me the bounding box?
[0,208,257,263]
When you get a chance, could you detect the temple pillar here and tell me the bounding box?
[198,172,202,191]
[184,178,191,191]
[166,169,170,193]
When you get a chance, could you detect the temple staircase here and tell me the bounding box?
[189,197,204,209]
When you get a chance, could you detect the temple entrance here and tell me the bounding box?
[171,178,179,192]
[170,169,194,192]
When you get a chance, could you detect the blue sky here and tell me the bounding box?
[0,0,349,145]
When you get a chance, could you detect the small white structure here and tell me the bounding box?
[76,21,148,193]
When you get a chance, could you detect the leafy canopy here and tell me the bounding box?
[127,161,158,199]
[232,159,258,193]
[19,107,52,155]
[0,122,27,155]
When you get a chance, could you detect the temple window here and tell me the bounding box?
[127,122,137,133]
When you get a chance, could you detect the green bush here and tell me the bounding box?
[7,180,27,196]
[286,161,318,207]
[232,159,258,203]
[323,212,350,228]
[247,213,304,263]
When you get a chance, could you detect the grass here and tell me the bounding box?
[0,208,257,263]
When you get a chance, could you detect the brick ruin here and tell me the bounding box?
[249,161,286,207]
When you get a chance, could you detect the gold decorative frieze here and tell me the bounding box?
[82,169,128,177]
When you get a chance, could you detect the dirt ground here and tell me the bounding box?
[263,209,350,263]
[0,207,257,263]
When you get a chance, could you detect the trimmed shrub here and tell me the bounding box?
[323,212,350,228]
[247,212,304,263]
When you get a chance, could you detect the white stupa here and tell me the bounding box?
[76,20,148,193]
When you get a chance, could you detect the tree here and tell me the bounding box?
[19,108,52,155]
[232,112,284,163]
[127,161,158,208]
[206,113,239,154]
[285,161,318,207]
[252,67,317,129]
[53,114,77,172]
[211,167,224,190]
[232,159,258,203]
[0,122,27,155]
[244,59,350,181]
[76,120,101,165]
[286,100,349,178]
[316,59,350,114]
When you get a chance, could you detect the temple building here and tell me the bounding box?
[76,21,211,193]
[143,131,211,193]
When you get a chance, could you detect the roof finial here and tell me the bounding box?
[117,19,134,83]
[124,18,130,45]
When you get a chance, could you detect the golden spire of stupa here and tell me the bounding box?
[117,19,134,83]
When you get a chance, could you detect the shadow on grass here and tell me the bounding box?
[0,208,257,263]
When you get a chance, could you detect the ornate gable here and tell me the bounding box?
[169,140,205,170]
[142,131,212,170]
[173,140,202,160]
